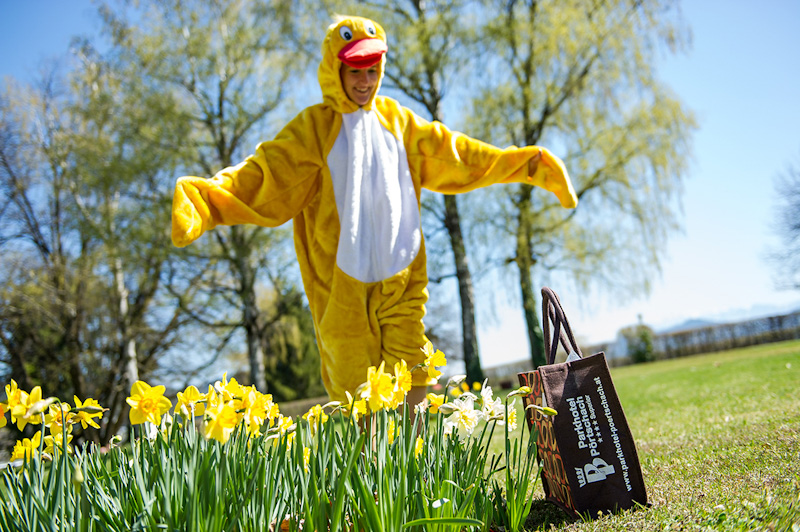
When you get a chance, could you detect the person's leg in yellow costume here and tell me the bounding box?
[317,252,431,408]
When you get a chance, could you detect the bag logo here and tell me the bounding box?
[575,457,616,487]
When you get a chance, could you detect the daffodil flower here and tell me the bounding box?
[175,385,206,418]
[11,432,41,462]
[214,373,244,402]
[421,341,446,382]
[426,393,445,414]
[204,399,239,444]
[10,385,43,431]
[344,391,367,423]
[277,414,294,434]
[45,403,74,435]
[392,359,413,407]
[302,404,329,436]
[5,380,22,409]
[240,387,267,435]
[269,414,296,448]
[360,361,394,412]
[505,398,518,431]
[443,394,480,437]
[479,383,503,420]
[126,381,173,426]
[264,395,280,427]
[414,436,424,459]
[0,402,7,429]
[73,396,105,429]
[387,416,395,444]
[44,431,73,456]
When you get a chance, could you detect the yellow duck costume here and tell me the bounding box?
[171,16,578,401]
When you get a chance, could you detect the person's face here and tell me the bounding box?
[340,64,379,107]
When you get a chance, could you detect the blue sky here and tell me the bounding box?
[3,1,800,366]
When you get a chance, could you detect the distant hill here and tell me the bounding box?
[659,318,717,334]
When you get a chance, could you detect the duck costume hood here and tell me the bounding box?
[171,15,577,402]
[318,16,387,113]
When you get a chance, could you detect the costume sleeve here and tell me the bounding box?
[396,104,577,208]
[171,108,326,247]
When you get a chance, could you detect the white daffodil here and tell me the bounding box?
[442,393,480,437]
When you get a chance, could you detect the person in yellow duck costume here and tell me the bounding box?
[171,15,578,405]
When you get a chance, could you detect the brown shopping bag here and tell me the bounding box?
[518,287,648,518]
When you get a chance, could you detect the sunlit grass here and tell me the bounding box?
[515,340,800,530]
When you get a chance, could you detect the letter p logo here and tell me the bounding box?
[584,458,615,484]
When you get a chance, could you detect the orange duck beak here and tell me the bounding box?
[338,38,387,69]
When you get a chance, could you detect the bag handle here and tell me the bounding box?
[541,286,583,365]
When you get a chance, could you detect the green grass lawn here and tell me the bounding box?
[493,340,800,531]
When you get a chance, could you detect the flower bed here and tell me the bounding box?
[0,343,553,531]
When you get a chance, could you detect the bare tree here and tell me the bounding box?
[770,152,800,289]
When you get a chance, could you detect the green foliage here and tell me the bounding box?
[0,381,541,531]
[619,322,656,364]
[96,0,319,394]
[463,0,697,366]
[0,41,185,441]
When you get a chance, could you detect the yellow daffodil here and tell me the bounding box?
[387,416,396,444]
[392,360,413,407]
[214,373,244,402]
[10,385,43,431]
[204,399,239,444]
[126,381,173,426]
[45,403,74,435]
[264,394,280,427]
[472,381,482,391]
[361,361,394,412]
[0,402,7,429]
[302,404,328,436]
[239,388,266,435]
[277,414,294,434]
[11,432,41,462]
[277,415,296,448]
[421,341,446,383]
[175,385,206,418]
[344,391,367,423]
[44,431,73,456]
[205,385,220,410]
[414,436,424,459]
[5,380,23,409]
[73,396,105,429]
[303,446,311,473]
[426,393,445,414]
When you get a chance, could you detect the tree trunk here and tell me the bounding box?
[515,185,546,368]
[115,258,139,390]
[429,92,486,384]
[244,295,267,392]
[230,226,268,392]
[442,194,484,384]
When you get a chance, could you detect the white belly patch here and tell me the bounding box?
[327,109,421,283]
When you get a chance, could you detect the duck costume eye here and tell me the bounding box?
[339,26,353,41]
